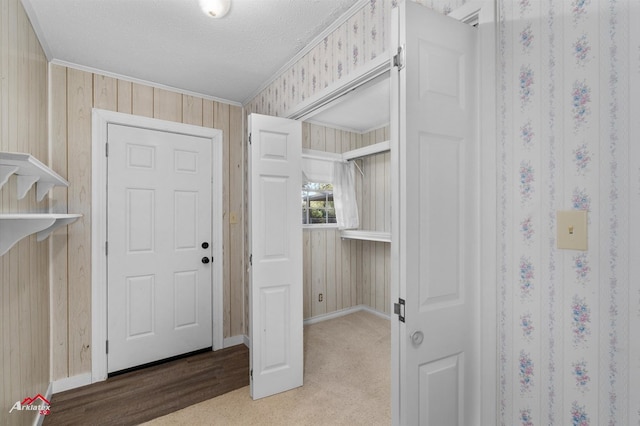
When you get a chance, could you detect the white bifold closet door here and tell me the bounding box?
[392,1,480,424]
[248,114,303,400]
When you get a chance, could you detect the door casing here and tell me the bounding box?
[90,109,224,382]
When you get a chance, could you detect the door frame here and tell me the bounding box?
[90,109,224,382]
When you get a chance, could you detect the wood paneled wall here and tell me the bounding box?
[49,66,245,381]
[302,123,391,319]
[0,0,50,424]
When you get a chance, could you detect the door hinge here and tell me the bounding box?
[249,254,252,266]
[105,241,108,256]
[106,340,109,354]
[249,133,252,145]
[105,143,109,157]
[250,369,253,380]
[393,45,405,71]
[394,298,405,323]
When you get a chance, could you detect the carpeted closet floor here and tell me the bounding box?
[143,310,391,426]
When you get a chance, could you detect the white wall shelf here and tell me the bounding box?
[0,152,68,201]
[342,140,390,161]
[340,230,391,243]
[0,214,81,256]
[339,141,391,242]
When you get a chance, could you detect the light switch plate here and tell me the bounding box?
[557,210,588,250]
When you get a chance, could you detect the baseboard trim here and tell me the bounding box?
[31,382,53,426]
[223,335,245,348]
[52,373,92,394]
[304,305,390,326]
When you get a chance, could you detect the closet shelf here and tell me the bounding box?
[0,152,68,201]
[340,230,391,243]
[342,140,390,161]
[0,214,81,256]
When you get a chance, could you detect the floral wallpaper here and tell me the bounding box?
[246,0,465,116]
[499,0,640,424]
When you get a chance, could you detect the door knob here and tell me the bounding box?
[201,242,209,249]
[201,257,210,264]
[410,330,424,347]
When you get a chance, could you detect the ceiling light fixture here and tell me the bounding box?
[199,0,231,18]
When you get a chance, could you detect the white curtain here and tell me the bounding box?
[301,153,336,183]
[332,161,359,230]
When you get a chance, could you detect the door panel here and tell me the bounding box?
[127,275,155,337]
[174,270,198,328]
[392,1,479,424]
[249,113,303,400]
[127,188,155,252]
[418,134,463,308]
[174,191,198,250]
[419,354,464,426]
[107,123,213,373]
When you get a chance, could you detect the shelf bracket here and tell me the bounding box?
[16,175,39,200]
[36,181,57,202]
[0,217,56,256]
[0,214,81,256]
[0,152,69,201]
[0,165,19,189]
[352,159,364,178]
[37,216,81,242]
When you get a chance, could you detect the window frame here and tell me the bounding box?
[301,183,338,228]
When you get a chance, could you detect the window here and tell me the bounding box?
[302,183,336,225]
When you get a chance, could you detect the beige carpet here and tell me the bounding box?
[143,310,391,426]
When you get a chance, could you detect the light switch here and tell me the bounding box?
[557,210,588,250]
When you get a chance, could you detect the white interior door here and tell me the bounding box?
[249,113,303,400]
[107,123,213,373]
[392,1,479,424]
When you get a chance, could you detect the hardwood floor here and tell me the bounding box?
[44,345,249,426]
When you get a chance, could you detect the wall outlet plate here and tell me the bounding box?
[557,210,588,250]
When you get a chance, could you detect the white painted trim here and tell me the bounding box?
[301,149,344,162]
[33,411,45,426]
[242,0,370,106]
[389,4,401,424]
[303,305,390,326]
[32,382,53,426]
[342,140,390,161]
[340,230,391,243]
[223,335,245,348]
[49,59,241,107]
[287,55,391,122]
[476,1,498,424]
[45,381,53,402]
[448,1,483,25]
[303,119,392,135]
[47,62,55,394]
[52,373,92,394]
[21,0,53,61]
[91,109,224,383]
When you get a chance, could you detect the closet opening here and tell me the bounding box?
[298,68,392,322]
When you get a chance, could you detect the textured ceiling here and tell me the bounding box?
[22,0,361,104]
